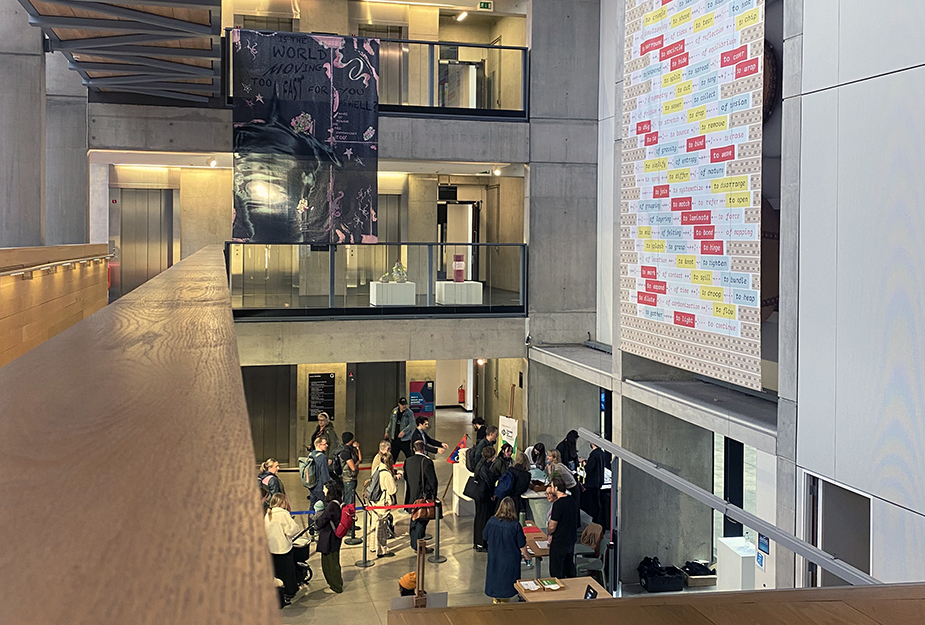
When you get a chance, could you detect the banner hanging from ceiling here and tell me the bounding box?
[620,0,765,390]
[232,30,379,243]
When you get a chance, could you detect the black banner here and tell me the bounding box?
[308,372,336,421]
[232,30,379,243]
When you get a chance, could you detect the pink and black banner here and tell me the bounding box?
[232,30,379,244]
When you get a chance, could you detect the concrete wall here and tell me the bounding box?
[179,169,233,259]
[88,104,231,153]
[525,361,599,458]
[45,52,88,246]
[236,317,528,366]
[596,0,622,347]
[526,0,600,344]
[435,359,468,406]
[481,357,526,442]
[787,0,925,583]
[379,117,529,163]
[620,399,714,581]
[0,0,44,247]
[298,0,348,34]
[406,359,436,398]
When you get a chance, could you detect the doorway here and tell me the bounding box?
[806,475,872,586]
[110,188,176,299]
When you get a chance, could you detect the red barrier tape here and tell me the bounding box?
[364,501,436,511]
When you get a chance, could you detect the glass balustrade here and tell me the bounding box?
[226,242,526,318]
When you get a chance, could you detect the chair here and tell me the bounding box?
[575,523,603,558]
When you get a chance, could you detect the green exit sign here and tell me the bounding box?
[478,1,493,10]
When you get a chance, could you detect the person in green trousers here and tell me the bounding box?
[315,481,345,593]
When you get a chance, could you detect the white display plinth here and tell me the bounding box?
[436,281,483,305]
[452,457,475,516]
[369,281,416,306]
[716,536,756,591]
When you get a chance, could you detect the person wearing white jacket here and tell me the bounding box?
[265,493,304,599]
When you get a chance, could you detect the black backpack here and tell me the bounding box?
[330,451,344,479]
[465,446,479,472]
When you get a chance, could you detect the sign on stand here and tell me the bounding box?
[499,415,518,453]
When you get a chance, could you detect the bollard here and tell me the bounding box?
[354,505,374,568]
[427,500,447,564]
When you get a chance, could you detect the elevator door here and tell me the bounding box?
[355,362,400,458]
[242,365,296,465]
[119,189,174,295]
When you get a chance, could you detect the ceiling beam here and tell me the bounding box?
[28,15,198,35]
[46,33,196,50]
[83,77,218,94]
[52,0,219,9]
[70,60,213,76]
[70,53,213,74]
[104,86,210,103]
[82,73,212,85]
[38,0,214,35]
[52,42,220,57]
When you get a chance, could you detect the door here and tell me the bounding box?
[243,365,297,465]
[806,476,872,586]
[354,362,400,457]
[357,25,407,105]
[118,189,174,296]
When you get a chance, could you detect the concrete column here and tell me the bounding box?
[620,398,714,582]
[405,174,436,287]
[526,0,600,343]
[298,0,348,35]
[408,7,439,106]
[525,361,599,455]
[0,0,45,247]
[45,51,88,245]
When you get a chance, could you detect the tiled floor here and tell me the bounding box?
[276,408,505,625]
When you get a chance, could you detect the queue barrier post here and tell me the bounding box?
[427,500,447,564]
[354,504,374,568]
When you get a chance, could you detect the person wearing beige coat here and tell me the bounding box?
[367,451,398,557]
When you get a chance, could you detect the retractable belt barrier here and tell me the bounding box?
[354,500,446,568]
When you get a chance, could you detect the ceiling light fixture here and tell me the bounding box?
[456,11,468,21]
[209,157,217,168]
[493,168,501,176]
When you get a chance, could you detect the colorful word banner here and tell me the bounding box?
[620,0,765,390]
[232,31,379,243]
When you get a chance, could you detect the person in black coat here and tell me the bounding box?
[410,415,448,455]
[556,430,580,471]
[315,481,344,594]
[472,445,497,551]
[581,441,606,525]
[508,452,533,514]
[403,440,438,552]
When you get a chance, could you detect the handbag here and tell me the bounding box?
[463,474,484,500]
[411,460,437,521]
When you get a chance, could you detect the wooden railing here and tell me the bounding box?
[0,243,110,367]
[0,246,280,624]
[388,583,925,625]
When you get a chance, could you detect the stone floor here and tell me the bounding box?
[275,408,508,625]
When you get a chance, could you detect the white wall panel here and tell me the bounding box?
[801,0,838,93]
[833,67,925,515]
[796,88,839,478]
[838,1,925,85]
[872,498,925,583]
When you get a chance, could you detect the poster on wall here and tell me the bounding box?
[308,372,336,420]
[499,415,518,453]
[409,381,435,420]
[231,30,379,244]
[620,0,765,390]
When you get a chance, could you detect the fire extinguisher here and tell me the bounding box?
[458,384,466,404]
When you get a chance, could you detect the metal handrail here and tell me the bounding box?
[375,36,526,52]
[0,254,113,279]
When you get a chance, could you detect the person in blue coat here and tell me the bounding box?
[482,497,531,603]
